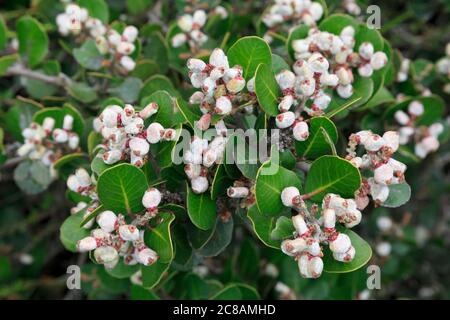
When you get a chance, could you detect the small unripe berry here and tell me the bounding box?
[336,84,353,98]
[187,58,206,73]
[227,187,249,198]
[139,102,159,119]
[97,211,118,233]
[281,186,301,207]
[329,233,352,254]
[42,117,55,133]
[53,128,68,143]
[275,111,296,129]
[358,42,374,60]
[382,131,399,152]
[363,134,385,152]
[298,78,316,96]
[292,215,308,236]
[308,256,323,278]
[358,63,373,77]
[215,96,232,115]
[119,225,140,241]
[278,95,294,112]
[75,168,91,187]
[120,56,136,71]
[370,52,388,70]
[292,121,309,141]
[136,247,158,266]
[408,101,424,116]
[374,163,394,185]
[172,33,187,47]
[142,188,162,209]
[323,208,336,229]
[77,236,97,252]
[376,241,391,257]
[191,176,209,194]
[226,76,246,93]
[209,48,229,69]
[276,70,296,90]
[129,137,150,156]
[94,246,119,264]
[196,113,212,131]
[376,216,393,232]
[103,149,122,164]
[308,53,329,73]
[146,122,164,144]
[394,110,410,125]
[123,25,138,43]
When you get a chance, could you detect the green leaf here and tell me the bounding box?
[271,54,290,74]
[0,15,7,50]
[326,76,374,115]
[0,54,18,76]
[186,184,216,230]
[271,216,295,241]
[90,153,112,175]
[382,183,411,208]
[67,82,98,103]
[319,14,359,35]
[106,259,140,279]
[255,158,303,216]
[141,261,170,289]
[360,86,394,111]
[305,155,361,202]
[227,36,272,80]
[247,205,280,249]
[16,16,48,67]
[225,133,260,179]
[60,209,90,252]
[210,283,260,300]
[131,59,159,80]
[323,227,372,273]
[80,204,104,227]
[254,63,280,117]
[97,163,148,214]
[296,116,338,159]
[73,39,104,70]
[127,0,153,15]
[175,98,202,129]
[14,160,52,194]
[196,216,234,257]
[210,164,233,200]
[142,90,174,127]
[142,32,169,74]
[139,75,180,101]
[144,212,175,263]
[78,0,109,24]
[109,77,142,103]
[53,153,86,170]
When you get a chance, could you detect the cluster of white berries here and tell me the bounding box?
[93,104,176,167]
[394,100,444,159]
[76,187,162,269]
[184,124,228,194]
[436,43,450,94]
[67,167,98,228]
[56,3,139,71]
[346,130,407,206]
[262,0,324,43]
[342,0,361,16]
[279,187,361,278]
[397,58,411,82]
[187,48,248,130]
[172,7,228,50]
[17,115,80,178]
[292,27,388,99]
[172,10,208,49]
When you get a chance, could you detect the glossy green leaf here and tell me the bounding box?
[247,205,280,249]
[296,116,338,159]
[227,36,272,80]
[186,184,217,230]
[254,63,280,117]
[16,16,49,67]
[271,216,295,241]
[73,39,103,70]
[382,183,411,208]
[255,158,303,216]
[305,155,361,202]
[78,0,109,23]
[97,163,148,214]
[144,212,175,263]
[60,209,90,252]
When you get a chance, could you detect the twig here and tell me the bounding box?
[6,64,72,87]
[0,156,24,170]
